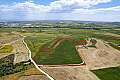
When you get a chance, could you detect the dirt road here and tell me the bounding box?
[23,39,54,80]
[23,37,101,80]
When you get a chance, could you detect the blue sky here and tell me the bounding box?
[0,0,54,5]
[0,0,120,22]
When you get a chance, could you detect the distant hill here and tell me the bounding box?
[0,20,120,28]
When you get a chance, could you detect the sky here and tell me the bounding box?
[0,0,120,22]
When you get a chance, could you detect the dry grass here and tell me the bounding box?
[0,67,43,80]
[0,45,13,53]
[24,68,43,76]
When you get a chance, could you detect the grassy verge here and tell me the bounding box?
[92,67,120,80]
[88,45,96,48]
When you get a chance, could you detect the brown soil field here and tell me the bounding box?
[18,75,50,80]
[0,33,22,45]
[41,66,100,80]
[78,39,120,70]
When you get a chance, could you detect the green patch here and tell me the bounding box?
[34,39,82,65]
[0,34,2,37]
[70,33,88,40]
[0,45,13,53]
[92,67,120,80]
[25,34,56,57]
[88,45,96,48]
[110,40,120,45]
[108,43,120,51]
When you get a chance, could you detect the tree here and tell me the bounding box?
[90,39,97,45]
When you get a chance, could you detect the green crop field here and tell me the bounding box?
[24,32,58,57]
[0,45,13,53]
[110,40,120,45]
[92,67,120,80]
[34,39,82,64]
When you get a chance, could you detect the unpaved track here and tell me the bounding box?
[23,38,55,80]
[78,39,120,70]
[0,33,102,80]
[23,37,100,80]
[23,36,101,80]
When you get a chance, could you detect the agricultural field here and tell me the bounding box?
[24,30,86,64]
[0,45,13,53]
[0,32,22,44]
[0,24,120,80]
[1,0,120,79]
[34,38,82,64]
[0,65,48,80]
[92,67,120,80]
[24,28,120,66]
[24,32,58,57]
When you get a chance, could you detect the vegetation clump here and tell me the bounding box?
[0,54,31,77]
[0,45,13,53]
[92,67,120,80]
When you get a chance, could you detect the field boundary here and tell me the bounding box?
[38,62,85,67]
[23,37,55,80]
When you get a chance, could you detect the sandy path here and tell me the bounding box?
[23,38,54,80]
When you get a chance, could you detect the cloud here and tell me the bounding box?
[0,0,120,21]
[49,0,111,10]
[0,0,112,12]
[0,1,50,13]
[72,5,120,14]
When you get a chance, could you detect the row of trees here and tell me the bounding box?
[0,54,31,77]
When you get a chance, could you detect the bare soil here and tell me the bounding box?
[13,39,29,64]
[0,33,22,45]
[41,66,100,80]
[18,75,50,80]
[78,39,120,70]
